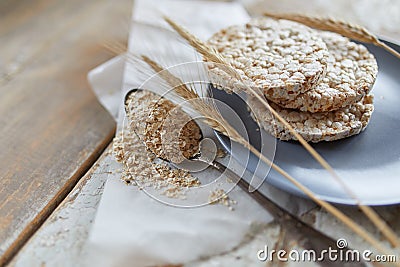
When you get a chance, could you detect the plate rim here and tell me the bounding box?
[214,37,400,206]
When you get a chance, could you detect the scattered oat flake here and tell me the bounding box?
[209,189,237,211]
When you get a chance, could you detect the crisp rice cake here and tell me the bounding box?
[247,94,374,143]
[207,17,329,99]
[271,31,378,112]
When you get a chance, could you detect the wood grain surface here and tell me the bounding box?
[0,0,131,265]
[9,145,116,267]
[3,1,400,266]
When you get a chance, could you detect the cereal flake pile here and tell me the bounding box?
[113,90,202,199]
[113,90,232,204]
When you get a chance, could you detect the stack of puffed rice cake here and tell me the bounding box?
[207,17,378,142]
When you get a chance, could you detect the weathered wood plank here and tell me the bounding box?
[9,146,116,267]
[0,0,131,265]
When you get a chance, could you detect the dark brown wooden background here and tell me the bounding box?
[0,0,131,265]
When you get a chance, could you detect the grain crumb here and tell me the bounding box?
[209,189,237,210]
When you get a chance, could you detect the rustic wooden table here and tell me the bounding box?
[1,1,400,266]
[0,0,130,265]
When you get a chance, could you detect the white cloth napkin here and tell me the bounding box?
[85,1,314,266]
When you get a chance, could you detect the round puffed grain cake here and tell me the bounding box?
[247,94,374,143]
[207,17,330,100]
[272,31,378,112]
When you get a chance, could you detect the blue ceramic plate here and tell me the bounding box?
[214,39,400,205]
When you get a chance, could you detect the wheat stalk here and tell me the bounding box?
[164,17,240,79]
[140,54,398,260]
[263,12,400,60]
[140,55,242,140]
[163,17,400,249]
[263,12,400,248]
[117,44,398,255]
[162,16,339,181]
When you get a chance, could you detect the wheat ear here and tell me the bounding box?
[263,12,400,247]
[163,17,400,248]
[263,12,400,60]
